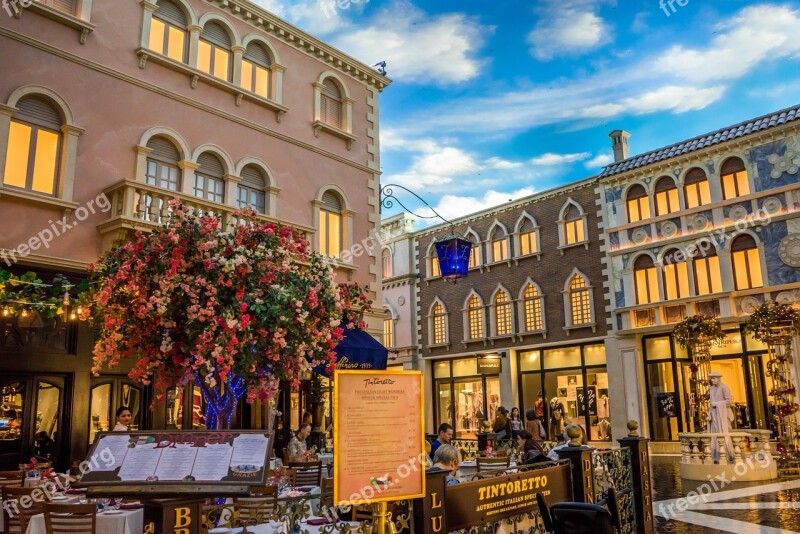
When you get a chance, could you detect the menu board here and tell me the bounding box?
[77,430,272,488]
[334,370,425,505]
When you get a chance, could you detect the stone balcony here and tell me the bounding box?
[678,429,777,481]
[96,179,315,252]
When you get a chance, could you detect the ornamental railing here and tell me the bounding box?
[678,429,774,465]
[592,448,636,534]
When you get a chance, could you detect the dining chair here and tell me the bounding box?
[286,460,322,487]
[319,477,336,516]
[44,503,97,534]
[476,456,511,472]
[0,471,24,489]
[2,486,41,534]
[352,504,373,521]
[234,485,278,526]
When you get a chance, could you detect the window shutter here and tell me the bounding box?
[16,97,62,129]
[240,165,266,189]
[655,177,676,192]
[146,136,180,163]
[627,184,647,200]
[154,0,187,27]
[731,234,757,252]
[684,168,707,185]
[662,249,683,266]
[42,0,75,14]
[721,157,745,176]
[197,153,225,178]
[322,79,341,99]
[321,191,342,212]
[202,22,231,48]
[244,43,271,67]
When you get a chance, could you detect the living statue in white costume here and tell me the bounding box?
[707,371,735,463]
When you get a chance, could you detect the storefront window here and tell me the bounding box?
[89,383,111,443]
[647,361,681,440]
[519,350,540,371]
[645,336,672,361]
[434,361,450,378]
[434,356,500,439]
[583,344,606,366]
[452,358,477,377]
[165,387,183,429]
[543,346,581,368]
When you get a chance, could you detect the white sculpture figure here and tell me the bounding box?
[707,371,735,463]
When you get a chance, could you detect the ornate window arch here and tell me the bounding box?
[654,176,679,216]
[426,240,441,278]
[563,270,594,328]
[464,227,482,268]
[730,233,763,290]
[693,241,722,296]
[487,221,509,263]
[683,167,711,209]
[720,157,750,200]
[381,247,393,278]
[197,18,237,82]
[661,248,690,300]
[558,198,588,250]
[490,286,514,337]
[633,254,659,304]
[514,212,540,257]
[314,186,351,259]
[383,303,397,349]
[234,157,278,217]
[463,292,485,340]
[428,298,449,345]
[1,86,82,203]
[518,280,545,332]
[146,0,190,63]
[626,183,650,223]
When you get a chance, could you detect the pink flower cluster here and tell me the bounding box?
[89,200,371,403]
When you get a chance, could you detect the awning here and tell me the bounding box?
[316,327,389,377]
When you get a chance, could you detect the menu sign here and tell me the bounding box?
[334,370,425,505]
[78,431,272,487]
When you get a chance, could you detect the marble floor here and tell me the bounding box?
[651,456,800,533]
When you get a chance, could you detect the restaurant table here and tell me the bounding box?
[279,485,321,515]
[456,459,518,477]
[318,453,333,466]
[26,507,144,534]
[220,519,360,533]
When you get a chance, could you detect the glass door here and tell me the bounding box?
[435,381,454,431]
[453,378,484,439]
[34,378,64,464]
[0,377,26,470]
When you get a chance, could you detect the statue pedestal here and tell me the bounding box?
[678,430,778,481]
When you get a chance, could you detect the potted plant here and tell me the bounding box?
[744,301,800,343]
[672,314,724,349]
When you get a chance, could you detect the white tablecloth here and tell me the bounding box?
[26,508,144,534]
[457,460,517,477]
[279,485,321,515]
[222,520,360,533]
[318,453,333,466]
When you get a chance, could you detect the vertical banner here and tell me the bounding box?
[334,370,425,505]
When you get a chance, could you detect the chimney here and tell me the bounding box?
[609,130,631,162]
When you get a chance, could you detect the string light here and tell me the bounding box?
[2,307,8,317]
[69,311,77,321]
[20,309,28,318]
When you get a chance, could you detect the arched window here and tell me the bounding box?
[494,291,512,336]
[568,274,592,325]
[626,184,650,223]
[662,249,690,300]
[731,235,763,290]
[431,301,447,344]
[319,191,343,258]
[194,153,225,203]
[467,295,484,339]
[561,202,586,246]
[465,231,481,268]
[198,21,232,81]
[237,164,267,214]
[320,78,343,129]
[721,157,750,200]
[242,42,271,98]
[3,96,62,196]
[146,136,181,191]
[518,218,538,256]
[634,255,659,305]
[381,248,392,278]
[522,283,543,331]
[654,177,679,216]
[693,244,722,296]
[383,309,395,349]
[489,225,508,262]
[148,0,188,62]
[684,168,711,209]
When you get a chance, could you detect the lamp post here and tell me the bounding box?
[380,184,472,282]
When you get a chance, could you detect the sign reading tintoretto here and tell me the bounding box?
[334,370,425,505]
[444,465,571,530]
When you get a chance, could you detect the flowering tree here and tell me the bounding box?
[88,201,371,428]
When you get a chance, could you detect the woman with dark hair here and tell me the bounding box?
[516,430,542,462]
[524,409,546,447]
[113,406,132,431]
[509,407,524,440]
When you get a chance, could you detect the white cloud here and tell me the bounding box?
[655,5,800,83]
[381,135,483,190]
[621,85,726,114]
[527,2,612,61]
[485,157,523,169]
[529,152,591,165]
[418,188,537,224]
[585,153,614,169]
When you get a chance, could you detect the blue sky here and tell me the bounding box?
[251,0,800,222]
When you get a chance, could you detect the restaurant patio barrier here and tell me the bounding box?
[677,429,778,481]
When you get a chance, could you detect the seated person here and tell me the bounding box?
[287,423,316,458]
[430,423,453,460]
[547,431,569,461]
[516,430,544,463]
[427,444,461,485]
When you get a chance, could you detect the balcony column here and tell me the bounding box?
[188,25,202,69]
[59,124,85,203]
[270,64,286,105]
[178,160,199,197]
[231,46,245,87]
[134,145,153,183]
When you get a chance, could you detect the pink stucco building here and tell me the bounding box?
[0,0,389,468]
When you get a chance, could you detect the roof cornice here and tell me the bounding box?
[205,0,392,91]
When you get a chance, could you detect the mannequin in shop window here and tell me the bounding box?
[533,391,546,438]
[707,371,735,463]
[549,397,564,439]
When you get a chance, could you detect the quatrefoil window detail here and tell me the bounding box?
[767,150,800,179]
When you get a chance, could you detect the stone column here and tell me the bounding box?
[555,425,596,503]
[618,421,655,534]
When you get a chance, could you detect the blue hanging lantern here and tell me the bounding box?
[434,233,473,282]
